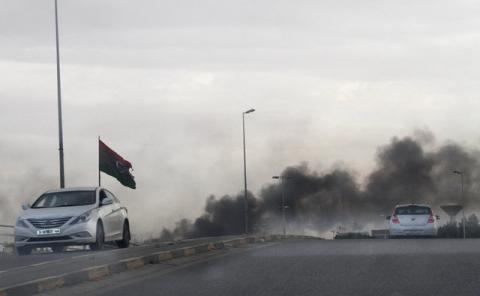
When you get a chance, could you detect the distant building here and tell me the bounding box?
[371,229,389,238]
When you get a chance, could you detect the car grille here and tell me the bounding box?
[28,236,72,242]
[27,217,72,229]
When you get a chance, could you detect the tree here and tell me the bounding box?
[467,214,480,238]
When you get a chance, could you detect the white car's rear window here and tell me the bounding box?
[395,206,432,215]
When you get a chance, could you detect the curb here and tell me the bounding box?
[0,235,309,296]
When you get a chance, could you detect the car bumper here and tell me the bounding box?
[390,225,437,237]
[14,219,97,248]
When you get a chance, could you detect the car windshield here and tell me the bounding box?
[395,206,432,215]
[31,191,96,208]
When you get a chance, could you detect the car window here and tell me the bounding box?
[395,206,432,215]
[32,191,96,208]
[99,190,108,204]
[105,190,119,204]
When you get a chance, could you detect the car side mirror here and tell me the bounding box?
[386,216,391,220]
[21,203,30,210]
[101,197,113,206]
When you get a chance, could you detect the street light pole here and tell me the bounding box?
[242,109,255,234]
[453,170,466,239]
[54,0,65,188]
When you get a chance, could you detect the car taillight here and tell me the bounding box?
[428,215,435,223]
[392,215,400,224]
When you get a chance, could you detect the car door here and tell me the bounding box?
[105,190,124,239]
[98,189,117,240]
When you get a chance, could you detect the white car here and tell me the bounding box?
[387,204,438,238]
[14,187,130,255]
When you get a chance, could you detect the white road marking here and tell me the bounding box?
[0,258,66,273]
[30,258,64,267]
[71,254,93,259]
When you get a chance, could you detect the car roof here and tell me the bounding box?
[44,187,99,194]
[395,203,431,208]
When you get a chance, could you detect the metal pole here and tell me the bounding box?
[242,113,248,234]
[98,136,101,187]
[461,173,466,239]
[55,0,65,188]
[242,109,255,234]
[282,179,286,237]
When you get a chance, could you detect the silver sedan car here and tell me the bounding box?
[14,187,130,255]
[387,204,438,238]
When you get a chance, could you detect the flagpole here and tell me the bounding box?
[98,136,101,187]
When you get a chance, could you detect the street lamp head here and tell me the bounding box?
[453,170,463,175]
[244,109,255,114]
[272,176,280,179]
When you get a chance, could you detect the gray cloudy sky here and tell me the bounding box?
[2,0,480,236]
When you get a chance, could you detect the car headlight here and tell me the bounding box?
[15,218,29,228]
[70,210,94,225]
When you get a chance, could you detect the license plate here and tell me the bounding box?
[36,228,61,235]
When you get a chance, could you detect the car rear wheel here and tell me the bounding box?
[16,246,32,256]
[89,221,104,251]
[116,221,130,248]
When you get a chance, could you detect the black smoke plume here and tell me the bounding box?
[162,133,480,239]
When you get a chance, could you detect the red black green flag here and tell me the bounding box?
[99,140,136,189]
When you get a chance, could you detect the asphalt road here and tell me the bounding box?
[36,238,480,296]
[0,236,239,288]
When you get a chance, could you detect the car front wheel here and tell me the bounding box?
[51,246,64,253]
[16,246,32,255]
[116,221,130,249]
[89,221,104,251]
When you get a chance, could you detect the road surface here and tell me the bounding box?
[0,236,239,289]
[36,238,480,296]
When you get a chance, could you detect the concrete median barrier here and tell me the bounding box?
[0,234,313,296]
[86,266,110,281]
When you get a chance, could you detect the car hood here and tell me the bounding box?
[19,204,97,220]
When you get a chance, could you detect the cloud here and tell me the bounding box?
[3,0,480,239]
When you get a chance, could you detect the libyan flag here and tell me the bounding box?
[99,140,136,189]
